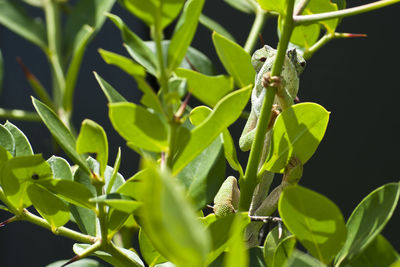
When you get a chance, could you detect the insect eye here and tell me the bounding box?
[31,174,39,180]
[259,57,267,62]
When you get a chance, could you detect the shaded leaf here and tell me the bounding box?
[74,243,144,267]
[212,32,255,88]
[224,0,255,13]
[273,235,296,267]
[90,193,142,213]
[257,0,285,14]
[264,226,291,267]
[0,124,15,156]
[27,183,70,228]
[286,250,325,267]
[118,0,185,29]
[46,259,104,267]
[98,48,146,78]
[175,68,233,107]
[139,161,210,267]
[47,156,73,181]
[32,97,90,174]
[0,0,47,49]
[4,121,33,156]
[172,85,251,175]
[108,13,158,76]
[94,72,127,103]
[335,182,400,265]
[139,228,168,266]
[199,14,236,42]
[344,235,400,267]
[265,102,329,173]
[109,102,169,152]
[279,185,347,264]
[223,213,250,267]
[167,0,205,71]
[76,119,108,177]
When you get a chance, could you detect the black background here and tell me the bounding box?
[1,0,399,266]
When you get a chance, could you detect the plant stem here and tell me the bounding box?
[43,0,65,109]
[239,0,296,211]
[21,209,96,243]
[0,108,41,122]
[294,0,400,25]
[105,242,143,267]
[244,7,268,54]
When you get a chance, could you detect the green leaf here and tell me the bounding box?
[76,119,108,177]
[344,235,400,267]
[90,193,142,213]
[38,179,95,210]
[63,0,115,58]
[224,0,256,13]
[47,156,73,181]
[335,182,400,265]
[98,48,146,78]
[64,25,95,112]
[257,0,285,14]
[139,228,168,266]
[32,97,91,174]
[279,185,347,264]
[263,226,291,267]
[177,136,225,210]
[117,169,148,201]
[167,0,205,71]
[107,13,158,76]
[109,102,169,152]
[0,124,15,156]
[212,32,255,88]
[175,68,234,107]
[27,183,70,228]
[93,72,127,103]
[172,85,251,175]
[74,243,144,267]
[0,0,47,50]
[4,121,33,156]
[249,247,266,267]
[118,0,185,29]
[139,161,210,267]
[223,213,250,267]
[273,235,296,267]
[264,102,330,173]
[106,147,122,194]
[146,40,216,75]
[289,24,320,49]
[303,0,339,33]
[97,50,163,112]
[46,259,104,267]
[285,250,325,267]
[199,14,236,42]
[189,106,242,176]
[1,154,53,209]
[107,209,131,235]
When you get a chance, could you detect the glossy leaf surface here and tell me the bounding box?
[265,103,329,173]
[212,32,255,88]
[4,121,33,156]
[279,185,347,264]
[335,182,400,265]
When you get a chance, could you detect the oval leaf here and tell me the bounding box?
[279,185,347,264]
[77,119,108,177]
[265,102,330,173]
[335,182,400,265]
[109,102,169,152]
[212,32,255,88]
[4,121,33,156]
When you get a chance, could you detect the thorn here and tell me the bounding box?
[0,216,17,227]
[337,33,367,38]
[16,57,35,80]
[185,56,199,72]
[174,92,192,120]
[60,255,81,267]
[295,96,300,103]
[258,33,265,47]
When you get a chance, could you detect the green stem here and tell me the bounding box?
[43,0,65,109]
[21,209,96,243]
[0,188,19,215]
[244,7,268,54]
[294,0,400,25]
[239,0,296,211]
[0,108,41,122]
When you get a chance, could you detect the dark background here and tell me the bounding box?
[1,0,399,266]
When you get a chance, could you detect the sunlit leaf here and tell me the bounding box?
[279,185,347,264]
[4,121,33,156]
[47,156,73,181]
[199,14,236,41]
